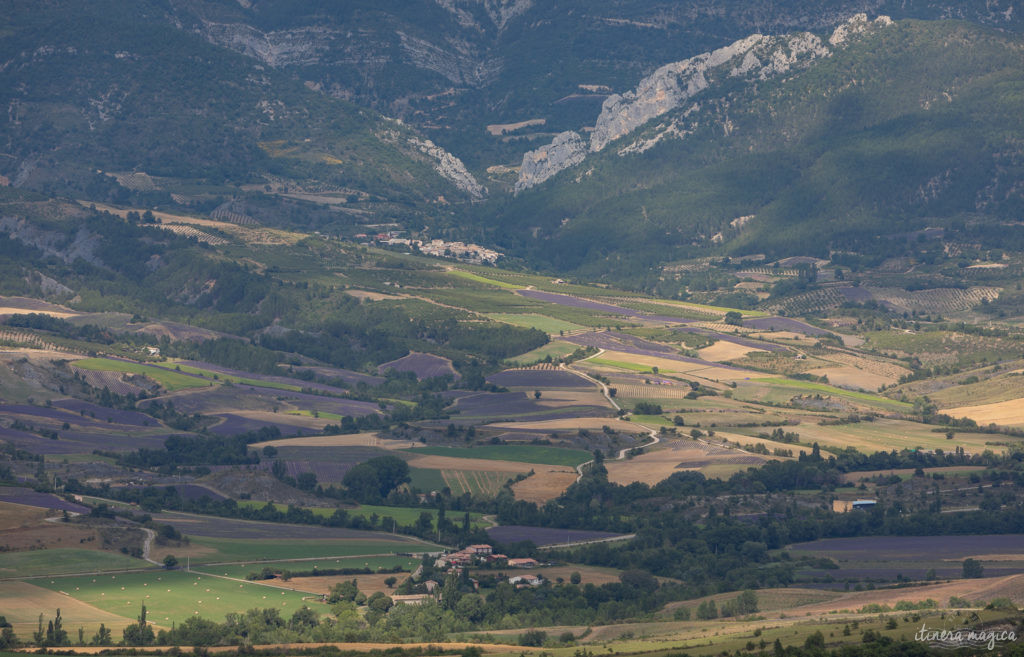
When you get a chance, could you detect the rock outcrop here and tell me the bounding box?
[409,137,486,199]
[515,14,893,191]
[514,131,587,193]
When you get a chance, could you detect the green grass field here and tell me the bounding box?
[73,358,211,391]
[505,340,580,365]
[33,570,318,626]
[740,377,911,410]
[588,357,661,373]
[185,536,423,564]
[170,362,301,392]
[0,549,146,578]
[193,555,418,580]
[404,444,592,467]
[408,466,449,492]
[771,418,1017,455]
[231,501,486,530]
[488,313,584,334]
[448,269,521,289]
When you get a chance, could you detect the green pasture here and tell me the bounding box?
[629,296,769,318]
[505,341,580,365]
[588,357,661,373]
[43,453,117,464]
[408,466,450,492]
[33,570,317,627]
[737,377,911,410]
[193,555,418,580]
[447,269,521,289]
[925,371,1024,407]
[170,362,302,392]
[487,313,584,334]
[185,536,421,564]
[287,409,345,421]
[404,444,592,467]
[73,358,210,391]
[0,549,146,578]
[232,501,486,530]
[770,418,1016,455]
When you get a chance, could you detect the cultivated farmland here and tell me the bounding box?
[404,444,592,467]
[33,570,320,627]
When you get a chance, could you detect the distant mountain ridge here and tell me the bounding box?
[481,18,1024,279]
[515,14,894,191]
[165,0,1020,170]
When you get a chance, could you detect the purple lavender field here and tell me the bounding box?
[486,369,591,388]
[487,525,626,546]
[50,399,155,426]
[517,290,690,324]
[208,413,312,437]
[788,534,1024,559]
[378,352,459,380]
[0,486,89,513]
[744,317,831,337]
[139,386,379,419]
[149,511,417,540]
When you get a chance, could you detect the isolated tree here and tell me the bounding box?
[122,606,154,646]
[162,554,178,570]
[963,558,984,578]
[724,311,743,326]
[366,592,393,614]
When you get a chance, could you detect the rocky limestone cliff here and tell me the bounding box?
[514,131,587,193]
[515,14,893,191]
[409,137,486,199]
[193,20,499,87]
[435,0,534,32]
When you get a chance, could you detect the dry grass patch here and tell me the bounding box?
[697,341,766,362]
[405,454,537,473]
[0,517,98,551]
[262,572,404,597]
[839,465,984,484]
[343,289,404,301]
[512,469,579,504]
[0,500,49,530]
[805,365,889,392]
[785,574,1024,614]
[535,388,611,408]
[943,397,1024,426]
[605,441,714,486]
[55,642,538,654]
[0,580,134,636]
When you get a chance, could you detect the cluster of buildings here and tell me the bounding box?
[354,232,503,264]
[433,544,545,587]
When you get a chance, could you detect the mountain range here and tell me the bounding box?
[1,1,1022,281]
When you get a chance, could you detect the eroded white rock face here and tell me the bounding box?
[409,137,486,199]
[514,14,893,191]
[830,13,893,46]
[514,131,587,193]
